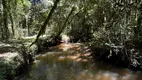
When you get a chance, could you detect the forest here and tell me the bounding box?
[0,0,142,80]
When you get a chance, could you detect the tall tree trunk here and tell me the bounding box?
[9,13,15,37]
[2,0,9,40]
[134,4,142,38]
[30,0,60,46]
[0,0,3,39]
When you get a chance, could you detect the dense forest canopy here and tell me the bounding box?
[1,0,142,60]
[0,0,142,45]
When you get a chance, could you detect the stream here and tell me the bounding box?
[18,43,142,80]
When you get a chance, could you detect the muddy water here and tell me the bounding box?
[19,43,142,80]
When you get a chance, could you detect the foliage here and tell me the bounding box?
[0,61,16,80]
[0,0,142,73]
[0,0,141,43]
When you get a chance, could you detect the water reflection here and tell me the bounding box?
[19,43,142,80]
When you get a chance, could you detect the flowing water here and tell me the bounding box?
[18,43,142,80]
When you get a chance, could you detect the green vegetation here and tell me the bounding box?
[0,0,142,79]
[0,61,13,80]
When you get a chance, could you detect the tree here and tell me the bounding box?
[30,0,60,46]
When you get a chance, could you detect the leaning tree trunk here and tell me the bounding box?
[55,7,75,38]
[30,0,60,46]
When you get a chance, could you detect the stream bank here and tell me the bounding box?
[0,36,62,80]
[1,37,142,80]
[16,43,142,80]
